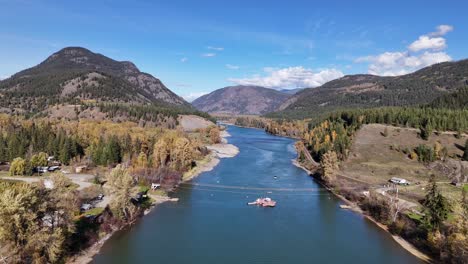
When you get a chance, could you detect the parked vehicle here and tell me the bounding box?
[34,166,49,174]
[48,166,61,172]
[80,203,93,212]
[389,177,410,185]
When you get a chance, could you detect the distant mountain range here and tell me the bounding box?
[192,85,291,115]
[279,88,304,95]
[2,47,466,119]
[0,47,190,114]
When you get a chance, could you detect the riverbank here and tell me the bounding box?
[184,130,239,181]
[69,128,239,264]
[292,158,432,263]
[68,194,180,264]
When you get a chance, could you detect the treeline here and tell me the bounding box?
[234,116,268,129]
[0,115,219,176]
[428,87,468,109]
[82,102,216,125]
[299,107,468,161]
[324,107,468,134]
[237,107,467,162]
[0,121,83,165]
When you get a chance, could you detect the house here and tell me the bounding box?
[389,177,410,185]
[151,183,161,190]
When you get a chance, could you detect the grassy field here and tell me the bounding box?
[339,124,467,204]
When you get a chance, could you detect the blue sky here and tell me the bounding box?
[1,0,467,101]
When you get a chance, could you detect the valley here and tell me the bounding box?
[0,4,467,262]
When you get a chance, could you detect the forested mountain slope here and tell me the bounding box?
[0,47,190,114]
[270,60,468,119]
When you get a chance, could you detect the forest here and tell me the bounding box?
[0,114,220,178]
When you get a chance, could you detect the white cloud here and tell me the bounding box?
[207,46,224,51]
[182,92,208,102]
[429,25,454,37]
[408,24,453,52]
[228,66,344,89]
[356,51,451,76]
[180,57,188,63]
[0,75,9,80]
[201,53,216,57]
[356,25,453,76]
[225,64,240,70]
[408,36,446,52]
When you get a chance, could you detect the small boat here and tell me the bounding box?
[247,197,277,207]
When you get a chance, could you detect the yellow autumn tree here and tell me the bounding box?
[320,151,339,183]
[209,126,221,144]
[9,157,27,176]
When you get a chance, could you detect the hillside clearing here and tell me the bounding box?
[339,124,467,203]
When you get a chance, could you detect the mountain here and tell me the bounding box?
[279,88,304,95]
[270,60,468,119]
[0,47,189,114]
[192,85,291,115]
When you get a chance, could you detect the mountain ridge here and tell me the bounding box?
[270,59,468,119]
[192,85,291,115]
[0,47,189,114]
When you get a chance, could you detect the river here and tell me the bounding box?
[94,125,420,264]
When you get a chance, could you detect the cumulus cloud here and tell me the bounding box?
[228,66,344,89]
[356,25,453,76]
[180,57,188,63]
[182,92,208,102]
[225,64,240,70]
[408,36,446,52]
[207,46,224,51]
[408,24,453,52]
[356,51,451,76]
[201,53,216,57]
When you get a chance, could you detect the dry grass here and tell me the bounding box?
[339,124,467,203]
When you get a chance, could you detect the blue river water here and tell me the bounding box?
[94,125,420,264]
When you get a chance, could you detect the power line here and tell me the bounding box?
[180,182,325,192]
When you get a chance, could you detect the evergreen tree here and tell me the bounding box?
[59,139,71,165]
[0,136,6,162]
[420,118,433,140]
[422,175,450,231]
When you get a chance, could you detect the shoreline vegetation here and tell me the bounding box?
[67,128,239,264]
[291,159,432,262]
